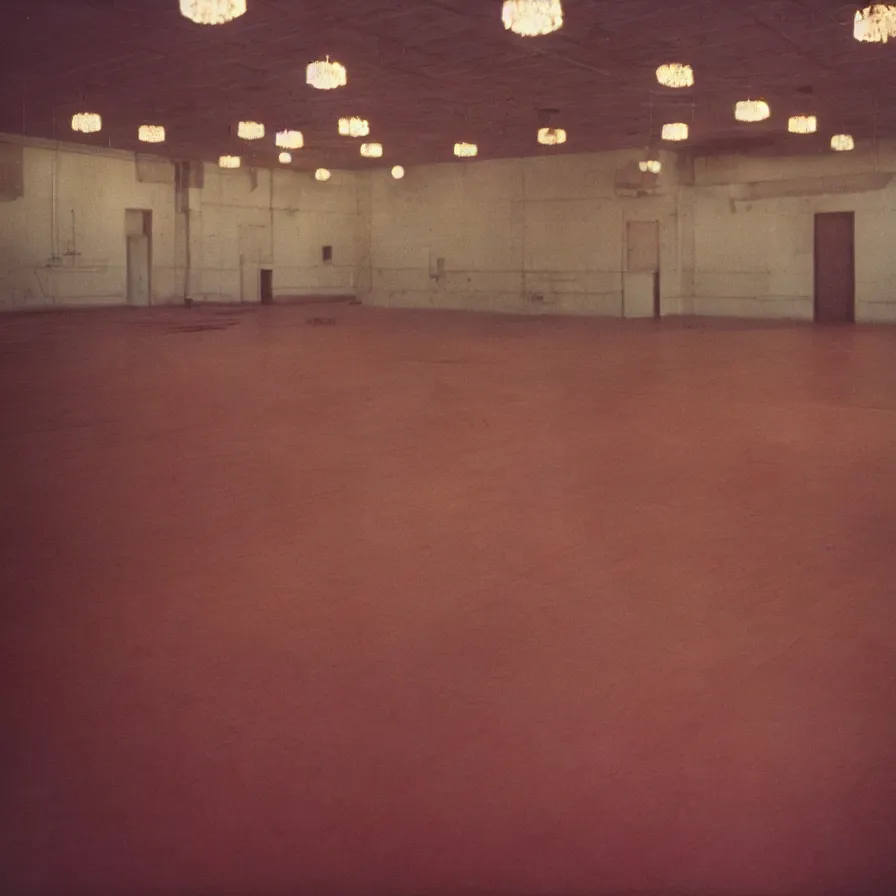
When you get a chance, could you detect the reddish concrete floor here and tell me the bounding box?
[1,305,895,896]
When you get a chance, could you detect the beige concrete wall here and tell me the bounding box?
[362,150,689,317]
[0,140,175,308]
[364,143,896,323]
[0,135,357,309]
[194,165,357,304]
[691,143,896,323]
[4,133,896,322]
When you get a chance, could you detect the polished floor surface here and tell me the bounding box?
[2,305,895,896]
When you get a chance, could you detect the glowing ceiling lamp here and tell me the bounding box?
[788,115,817,134]
[537,127,567,145]
[502,0,563,36]
[179,0,247,25]
[360,142,383,158]
[138,124,165,143]
[275,130,303,149]
[391,166,405,179]
[237,120,264,140]
[735,99,770,122]
[454,142,478,158]
[278,152,292,164]
[219,155,241,169]
[307,57,347,90]
[831,133,855,151]
[338,117,370,137]
[656,63,694,88]
[662,122,689,141]
[71,112,102,134]
[853,4,896,42]
[315,168,331,181]
[639,159,662,174]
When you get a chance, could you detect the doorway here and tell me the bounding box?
[260,269,273,305]
[623,220,660,318]
[125,209,152,306]
[814,212,854,323]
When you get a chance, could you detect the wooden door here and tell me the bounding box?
[814,212,855,323]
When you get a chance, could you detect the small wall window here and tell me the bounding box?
[322,245,333,263]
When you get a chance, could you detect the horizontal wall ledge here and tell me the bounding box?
[730,173,893,201]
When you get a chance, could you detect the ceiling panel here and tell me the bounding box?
[1,0,894,169]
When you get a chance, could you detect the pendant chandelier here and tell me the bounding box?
[656,63,694,88]
[537,127,567,146]
[179,0,247,25]
[831,134,855,151]
[853,5,896,42]
[639,159,662,174]
[237,120,264,140]
[219,155,241,169]
[662,122,688,141]
[71,112,102,134]
[307,57,347,90]
[502,0,563,36]
[338,117,370,137]
[360,143,383,158]
[138,124,166,143]
[735,99,770,122]
[275,130,303,149]
[391,166,405,179]
[315,168,331,182]
[788,115,817,134]
[454,142,478,158]
[278,152,292,164]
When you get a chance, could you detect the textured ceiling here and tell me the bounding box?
[2,0,895,170]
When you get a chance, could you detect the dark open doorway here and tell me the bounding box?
[260,269,273,305]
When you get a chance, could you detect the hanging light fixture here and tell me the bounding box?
[454,142,478,158]
[853,5,896,42]
[71,112,102,134]
[219,155,241,169]
[639,159,662,174]
[275,130,303,149]
[656,63,694,88]
[788,115,817,134]
[537,127,567,146]
[315,168,332,181]
[179,0,247,25]
[238,120,264,140]
[278,152,292,164]
[360,143,383,158]
[391,166,405,179]
[735,99,770,122]
[138,124,166,143]
[338,117,370,137]
[831,133,856,151]
[502,0,563,36]
[307,57,347,90]
[662,122,688,141]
